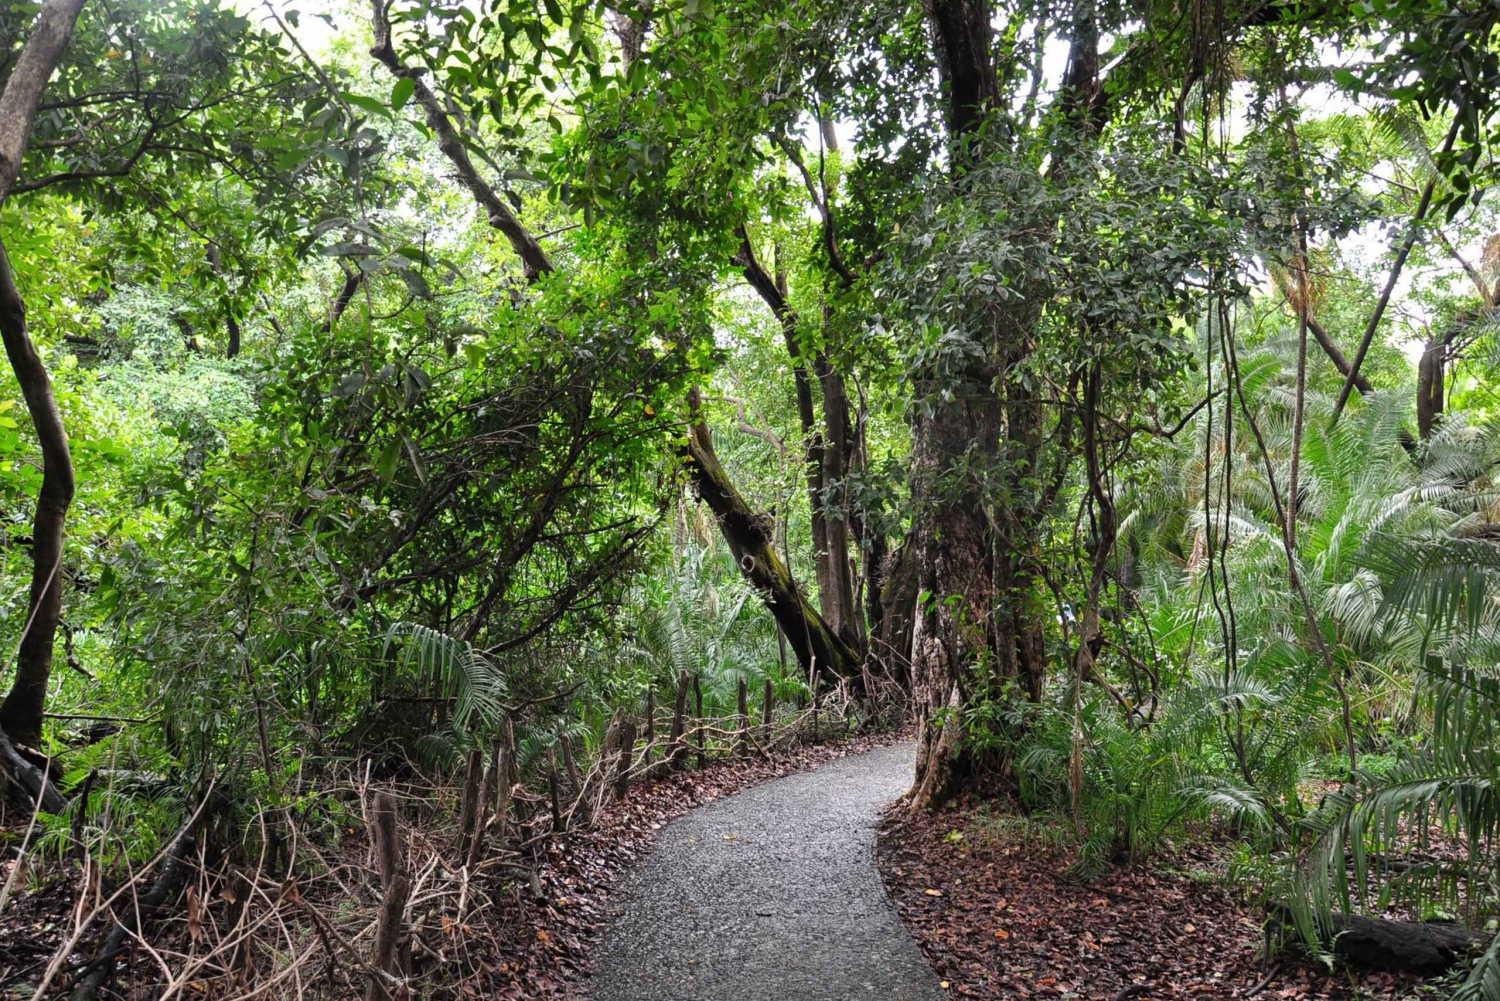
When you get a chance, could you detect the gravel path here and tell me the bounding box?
[588,741,946,1001]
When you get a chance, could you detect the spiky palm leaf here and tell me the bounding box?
[383,622,508,737]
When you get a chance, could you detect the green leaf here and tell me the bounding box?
[391,76,416,112]
[377,437,401,482]
[332,372,367,398]
[320,242,379,257]
[403,436,428,483]
[343,92,390,119]
[398,268,432,299]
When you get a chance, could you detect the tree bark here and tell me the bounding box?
[874,538,917,686]
[733,234,863,652]
[668,670,689,769]
[0,727,64,812]
[0,241,76,746]
[815,356,862,647]
[0,0,89,747]
[0,0,89,202]
[682,388,862,682]
[1416,328,1449,439]
[1307,315,1373,395]
[907,0,1006,811]
[907,383,1002,810]
[906,0,1092,809]
[922,0,1000,138]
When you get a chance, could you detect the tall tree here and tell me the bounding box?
[368,0,868,682]
[0,0,89,746]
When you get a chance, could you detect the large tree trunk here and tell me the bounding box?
[906,0,1103,808]
[993,350,1049,704]
[907,384,1002,810]
[682,389,863,683]
[0,0,90,746]
[815,356,861,648]
[874,538,917,685]
[905,0,1006,811]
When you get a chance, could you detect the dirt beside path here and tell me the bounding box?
[877,805,1429,1000]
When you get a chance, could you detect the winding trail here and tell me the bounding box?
[588,741,945,1001]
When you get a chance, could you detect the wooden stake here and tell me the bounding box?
[737,677,749,756]
[669,670,689,770]
[373,791,400,891]
[455,748,482,863]
[464,745,499,872]
[368,791,407,1001]
[493,745,513,847]
[368,875,409,1001]
[694,674,705,770]
[810,668,821,742]
[763,677,774,730]
[644,689,656,758]
[613,716,637,800]
[502,716,519,787]
[547,744,563,833]
[559,729,582,792]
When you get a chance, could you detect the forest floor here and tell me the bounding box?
[0,726,910,1001]
[877,805,1436,1001]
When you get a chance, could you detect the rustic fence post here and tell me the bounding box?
[225,866,253,979]
[810,667,821,742]
[644,688,656,760]
[547,744,563,833]
[669,670,689,770]
[503,715,519,787]
[455,748,483,863]
[737,677,749,755]
[577,706,625,821]
[368,792,408,1001]
[613,715,637,800]
[694,673,705,770]
[559,729,582,793]
[464,744,499,872]
[763,677,774,731]
[493,742,514,847]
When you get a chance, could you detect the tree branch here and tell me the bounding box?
[369,0,552,281]
[1330,115,1462,423]
[0,0,89,206]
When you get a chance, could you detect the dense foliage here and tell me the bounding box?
[0,0,1499,997]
